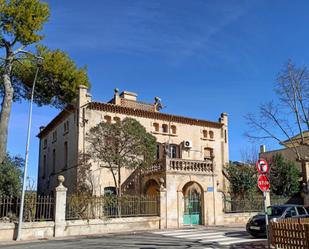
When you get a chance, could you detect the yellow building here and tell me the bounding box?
[37,86,229,227]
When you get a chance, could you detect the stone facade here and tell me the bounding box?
[37,86,230,227]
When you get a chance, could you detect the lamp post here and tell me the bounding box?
[16,57,43,241]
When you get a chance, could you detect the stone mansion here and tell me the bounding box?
[37,86,229,227]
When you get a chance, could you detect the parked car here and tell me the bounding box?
[246,204,309,238]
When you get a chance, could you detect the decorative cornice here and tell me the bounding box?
[87,102,223,128]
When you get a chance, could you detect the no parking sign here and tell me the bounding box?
[256,158,269,174]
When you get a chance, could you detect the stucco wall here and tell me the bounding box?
[0,221,54,241]
[0,217,160,242]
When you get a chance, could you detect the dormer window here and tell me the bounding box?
[162,124,168,133]
[153,123,159,132]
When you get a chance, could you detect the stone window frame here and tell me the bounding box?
[171,125,177,134]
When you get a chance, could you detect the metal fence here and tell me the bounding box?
[0,195,54,222]
[270,218,309,249]
[223,195,289,213]
[66,195,160,220]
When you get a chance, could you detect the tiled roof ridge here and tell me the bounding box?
[88,101,223,128]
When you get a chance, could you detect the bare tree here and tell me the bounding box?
[245,60,309,183]
[240,144,259,164]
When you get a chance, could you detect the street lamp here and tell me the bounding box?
[16,56,43,241]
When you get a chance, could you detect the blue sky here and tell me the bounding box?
[7,0,309,184]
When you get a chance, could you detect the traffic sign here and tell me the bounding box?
[256,158,269,174]
[258,175,270,192]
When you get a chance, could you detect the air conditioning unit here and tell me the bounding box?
[183,140,192,149]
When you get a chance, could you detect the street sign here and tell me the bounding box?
[256,158,269,174]
[258,174,270,192]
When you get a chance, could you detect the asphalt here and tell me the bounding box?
[0,227,268,249]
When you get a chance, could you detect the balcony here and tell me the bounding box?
[143,158,214,175]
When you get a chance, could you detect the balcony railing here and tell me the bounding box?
[143,158,214,175]
[168,158,213,173]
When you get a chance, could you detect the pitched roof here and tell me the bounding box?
[87,102,223,128]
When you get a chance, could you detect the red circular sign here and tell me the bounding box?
[258,175,270,192]
[256,158,269,174]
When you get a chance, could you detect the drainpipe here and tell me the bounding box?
[212,161,216,225]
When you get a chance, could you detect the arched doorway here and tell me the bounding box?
[144,179,160,196]
[182,182,203,225]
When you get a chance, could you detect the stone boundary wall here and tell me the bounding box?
[222,212,258,225]
[0,217,160,241]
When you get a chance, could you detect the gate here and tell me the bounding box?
[183,194,201,225]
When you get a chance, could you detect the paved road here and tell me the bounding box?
[0,227,267,249]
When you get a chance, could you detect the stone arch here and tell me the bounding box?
[182,181,204,197]
[144,179,160,195]
[181,181,204,225]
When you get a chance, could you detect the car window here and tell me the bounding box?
[267,206,286,216]
[297,207,306,215]
[285,207,297,217]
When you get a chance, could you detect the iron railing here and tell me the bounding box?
[223,195,289,213]
[0,195,54,222]
[66,195,160,220]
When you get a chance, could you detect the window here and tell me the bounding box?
[156,144,161,159]
[43,139,47,149]
[52,149,56,174]
[224,130,227,143]
[171,125,176,134]
[204,147,214,160]
[104,187,116,196]
[297,207,306,215]
[162,124,168,133]
[153,123,159,132]
[64,120,69,134]
[42,155,47,178]
[169,144,178,158]
[203,130,208,138]
[209,131,214,139]
[104,115,111,123]
[64,141,68,169]
[113,117,120,123]
[52,130,57,142]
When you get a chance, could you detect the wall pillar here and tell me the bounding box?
[302,161,309,206]
[265,191,271,208]
[159,178,167,229]
[54,175,67,237]
[177,190,183,228]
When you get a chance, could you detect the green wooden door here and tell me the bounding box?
[183,195,201,225]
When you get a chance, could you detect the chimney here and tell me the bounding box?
[219,112,228,126]
[78,85,91,108]
[260,145,266,153]
[120,91,137,101]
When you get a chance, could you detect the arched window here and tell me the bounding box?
[153,123,159,132]
[171,125,176,134]
[104,115,111,123]
[162,124,168,133]
[209,131,214,139]
[203,130,208,138]
[113,117,120,123]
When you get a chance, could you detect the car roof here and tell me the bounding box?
[268,204,304,208]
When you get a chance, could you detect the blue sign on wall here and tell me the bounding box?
[207,187,214,192]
